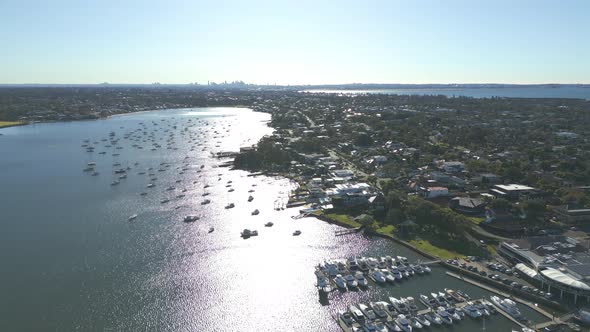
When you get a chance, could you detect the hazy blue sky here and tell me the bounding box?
[1,0,589,84]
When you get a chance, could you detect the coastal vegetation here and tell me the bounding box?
[0,121,24,128]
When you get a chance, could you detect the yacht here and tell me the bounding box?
[423,312,443,326]
[264,222,274,227]
[436,307,453,325]
[447,307,462,321]
[395,314,413,332]
[315,269,332,294]
[463,304,482,318]
[370,269,386,283]
[390,297,410,315]
[183,215,199,222]
[415,314,430,327]
[293,230,301,236]
[339,312,354,327]
[385,322,402,332]
[404,297,418,312]
[490,296,521,318]
[344,274,358,289]
[358,303,377,321]
[128,214,138,221]
[349,305,365,324]
[369,302,388,319]
[251,209,259,215]
[381,269,396,283]
[333,275,347,290]
[409,317,423,329]
[431,293,447,307]
[390,267,403,280]
[445,289,465,302]
[419,294,437,308]
[354,271,369,287]
[225,203,235,209]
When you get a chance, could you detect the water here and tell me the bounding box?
[303,86,590,99]
[0,108,545,331]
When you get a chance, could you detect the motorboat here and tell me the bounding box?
[183,215,199,222]
[354,271,369,287]
[240,229,258,238]
[344,274,358,289]
[347,257,359,270]
[419,294,437,308]
[490,296,521,318]
[369,302,388,319]
[390,297,410,315]
[201,199,211,205]
[404,297,418,312]
[357,257,369,272]
[381,269,396,283]
[445,289,465,302]
[128,214,138,221]
[293,230,301,236]
[110,180,120,186]
[248,195,254,202]
[370,269,386,283]
[431,293,447,307]
[251,209,259,215]
[315,269,332,294]
[339,312,354,327]
[412,264,424,275]
[420,264,431,273]
[372,321,388,332]
[395,314,413,332]
[264,222,274,227]
[409,317,423,329]
[140,192,148,196]
[473,301,490,316]
[358,303,377,321]
[225,203,235,209]
[423,312,442,325]
[447,307,462,321]
[208,227,214,233]
[436,307,453,325]
[349,305,365,324]
[439,291,454,304]
[166,186,175,191]
[160,199,170,204]
[385,322,402,332]
[147,183,155,188]
[463,304,482,318]
[390,267,403,280]
[333,275,347,290]
[415,314,430,327]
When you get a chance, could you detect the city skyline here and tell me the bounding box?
[1,0,589,84]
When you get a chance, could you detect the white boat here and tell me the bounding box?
[436,307,453,325]
[490,296,522,318]
[358,303,377,321]
[415,314,430,327]
[409,317,423,329]
[447,307,462,321]
[354,271,369,287]
[395,314,413,332]
[333,274,347,290]
[464,304,482,318]
[251,209,259,215]
[128,214,138,221]
[390,297,410,315]
[344,274,358,288]
[423,312,442,325]
[369,302,389,319]
[390,267,403,280]
[315,269,332,293]
[381,269,396,283]
[371,269,386,283]
[146,183,155,188]
[349,305,365,323]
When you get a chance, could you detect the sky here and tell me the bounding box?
[0,0,589,85]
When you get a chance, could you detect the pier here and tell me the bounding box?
[335,227,363,236]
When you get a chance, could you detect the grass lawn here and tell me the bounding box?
[486,244,497,256]
[409,239,464,260]
[375,224,396,235]
[0,121,23,128]
[323,213,362,228]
